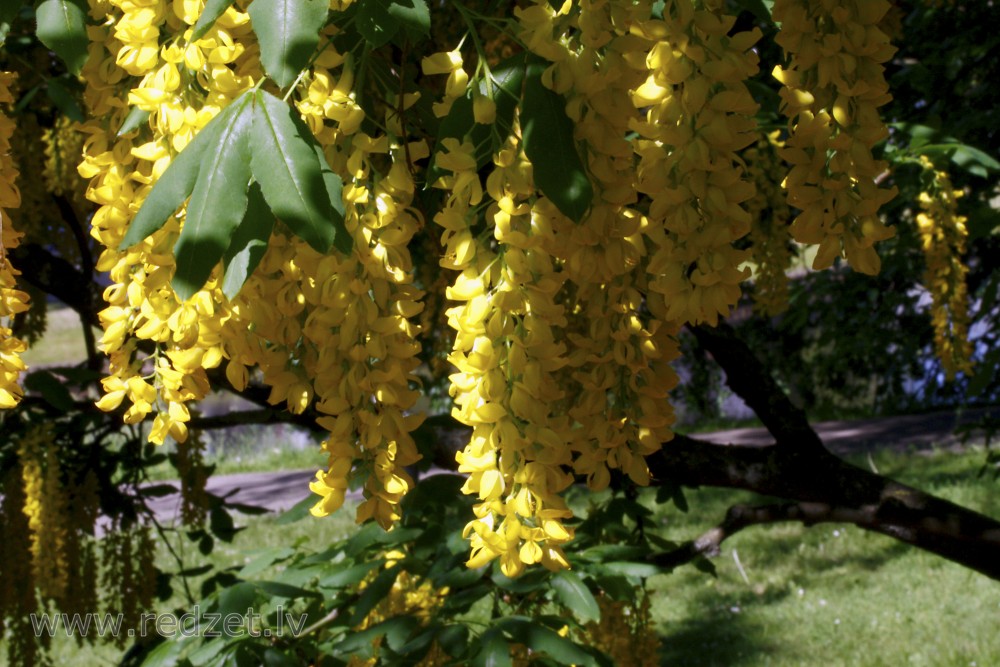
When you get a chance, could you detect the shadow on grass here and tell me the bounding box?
[657,611,776,666]
[655,533,912,665]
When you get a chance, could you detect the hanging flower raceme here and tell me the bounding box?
[0,71,29,410]
[772,0,897,274]
[17,425,70,605]
[533,0,679,493]
[435,129,579,576]
[82,0,259,443]
[916,157,973,380]
[632,0,761,326]
[303,139,426,529]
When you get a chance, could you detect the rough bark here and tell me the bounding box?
[649,434,1000,580]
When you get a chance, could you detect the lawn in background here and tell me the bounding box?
[647,449,1000,666]
[19,306,96,367]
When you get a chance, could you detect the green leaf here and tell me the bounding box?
[551,571,600,624]
[349,565,399,625]
[275,494,316,525]
[429,53,526,183]
[890,122,945,150]
[319,561,381,589]
[35,0,89,75]
[210,505,238,542]
[190,0,237,41]
[357,0,429,47]
[239,547,295,578]
[262,648,300,667]
[122,99,246,249]
[577,545,648,562]
[521,57,593,223]
[497,618,595,666]
[597,561,661,579]
[23,370,74,411]
[187,637,238,666]
[436,625,470,659]
[592,574,634,601]
[968,347,999,397]
[389,0,430,42]
[172,93,254,301]
[312,142,351,255]
[118,106,151,137]
[951,144,1000,177]
[248,0,328,89]
[357,0,401,48]
[251,90,342,253]
[216,582,258,618]
[492,567,548,594]
[138,636,188,667]
[256,580,322,600]
[473,628,512,667]
[222,182,275,300]
[335,623,388,656]
[44,78,83,121]
[383,615,422,651]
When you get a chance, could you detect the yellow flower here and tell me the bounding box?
[773,0,897,274]
[916,157,973,379]
[1,71,29,410]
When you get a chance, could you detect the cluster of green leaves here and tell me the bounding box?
[120,89,351,300]
[128,474,675,667]
[425,49,593,222]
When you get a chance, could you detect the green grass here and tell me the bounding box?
[20,306,97,367]
[143,425,328,480]
[646,448,1000,666]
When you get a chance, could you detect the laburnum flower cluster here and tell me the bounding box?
[78,0,424,530]
[632,0,761,326]
[0,71,29,410]
[916,157,973,380]
[1,424,106,665]
[772,0,898,274]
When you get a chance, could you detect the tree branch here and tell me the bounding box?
[52,194,101,369]
[654,501,908,571]
[689,322,823,452]
[188,407,317,431]
[649,434,1000,580]
[8,243,101,329]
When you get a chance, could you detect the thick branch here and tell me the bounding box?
[654,501,908,570]
[8,243,101,329]
[689,322,823,451]
[650,435,1000,580]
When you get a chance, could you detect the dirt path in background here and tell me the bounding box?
[694,405,999,454]
[144,406,1000,521]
